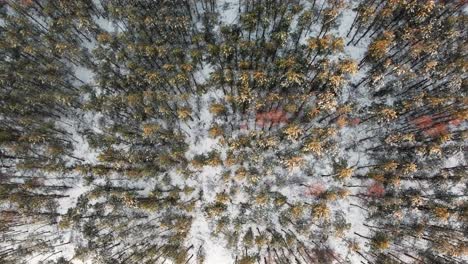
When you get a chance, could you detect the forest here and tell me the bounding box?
[0,0,466,263]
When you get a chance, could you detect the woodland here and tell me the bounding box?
[0,0,467,263]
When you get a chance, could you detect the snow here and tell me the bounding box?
[443,151,465,168]
[74,66,95,84]
[218,0,240,25]
[176,12,376,254]
[190,214,234,264]
[4,1,465,263]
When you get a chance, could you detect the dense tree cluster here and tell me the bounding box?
[0,0,466,263]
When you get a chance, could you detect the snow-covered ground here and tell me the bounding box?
[3,0,466,263]
[53,1,375,263]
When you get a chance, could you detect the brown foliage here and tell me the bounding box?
[367,182,385,198]
[256,110,289,128]
[305,183,326,197]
